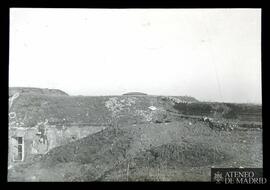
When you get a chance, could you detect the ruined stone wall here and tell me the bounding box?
[8,125,107,167]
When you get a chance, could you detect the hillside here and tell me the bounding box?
[8,87,262,181]
[9,88,199,128]
[173,102,262,122]
[8,120,262,181]
[9,91,262,129]
[9,87,69,97]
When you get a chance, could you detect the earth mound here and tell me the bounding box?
[34,121,235,181]
[123,92,148,96]
[9,87,69,96]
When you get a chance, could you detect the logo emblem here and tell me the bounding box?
[214,171,223,183]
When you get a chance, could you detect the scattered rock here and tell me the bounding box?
[148,106,157,111]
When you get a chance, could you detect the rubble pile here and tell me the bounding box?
[105,97,169,124]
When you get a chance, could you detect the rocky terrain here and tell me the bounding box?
[8,87,262,181]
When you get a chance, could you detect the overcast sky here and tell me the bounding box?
[9,8,261,103]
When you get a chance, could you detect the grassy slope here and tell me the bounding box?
[10,94,112,127]
[8,120,262,181]
[9,92,198,127]
[173,102,262,122]
[10,91,262,128]
[9,87,69,96]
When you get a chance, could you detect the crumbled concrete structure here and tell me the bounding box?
[8,90,108,168]
[8,122,107,168]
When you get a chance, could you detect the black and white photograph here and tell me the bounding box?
[8,8,263,182]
